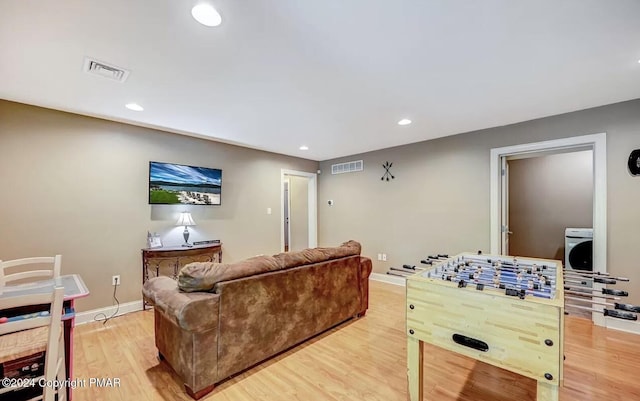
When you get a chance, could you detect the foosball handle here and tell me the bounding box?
[420,260,433,265]
[614,303,640,313]
[604,309,637,320]
[594,277,617,284]
[402,264,416,270]
[603,289,629,296]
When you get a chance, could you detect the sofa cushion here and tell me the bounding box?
[179,255,281,292]
[178,240,362,293]
[273,240,361,269]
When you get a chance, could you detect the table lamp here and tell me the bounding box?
[176,212,196,247]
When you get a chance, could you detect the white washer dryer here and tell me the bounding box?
[565,228,593,271]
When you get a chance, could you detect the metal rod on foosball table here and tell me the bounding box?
[402,264,426,271]
[388,267,413,275]
[563,269,610,276]
[565,296,640,313]
[564,289,621,300]
[386,271,409,278]
[562,270,630,282]
[564,276,617,285]
[563,286,628,297]
[564,270,630,284]
[565,278,592,286]
[564,303,638,320]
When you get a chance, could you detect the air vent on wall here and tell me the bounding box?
[331,160,363,175]
[83,57,130,82]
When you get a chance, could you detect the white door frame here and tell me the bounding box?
[500,156,510,255]
[281,169,317,252]
[490,133,607,326]
[283,178,291,251]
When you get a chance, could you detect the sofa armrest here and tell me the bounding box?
[143,276,220,332]
[358,256,373,315]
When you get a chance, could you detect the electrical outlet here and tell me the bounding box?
[112,275,121,286]
[382,253,387,261]
[377,253,382,261]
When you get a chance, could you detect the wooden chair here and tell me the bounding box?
[0,255,62,287]
[0,286,67,401]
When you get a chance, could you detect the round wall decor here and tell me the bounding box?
[629,149,640,176]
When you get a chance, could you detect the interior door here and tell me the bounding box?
[287,175,309,251]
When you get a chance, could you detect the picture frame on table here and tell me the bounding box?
[147,233,163,249]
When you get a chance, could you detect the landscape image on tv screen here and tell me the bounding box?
[149,161,222,205]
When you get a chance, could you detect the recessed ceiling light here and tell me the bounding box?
[125,103,144,111]
[191,4,222,27]
[299,145,309,151]
[397,119,412,126]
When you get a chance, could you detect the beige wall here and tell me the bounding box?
[508,151,593,260]
[319,98,640,305]
[288,175,309,251]
[0,100,318,312]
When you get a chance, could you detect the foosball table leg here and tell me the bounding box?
[407,336,423,401]
[536,381,559,401]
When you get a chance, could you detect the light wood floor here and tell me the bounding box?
[73,281,640,401]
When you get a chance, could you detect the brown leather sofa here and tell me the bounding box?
[142,240,372,399]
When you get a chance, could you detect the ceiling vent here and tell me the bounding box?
[331,160,363,175]
[83,57,130,82]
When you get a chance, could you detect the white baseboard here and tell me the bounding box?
[75,300,144,325]
[370,272,406,287]
[605,317,640,335]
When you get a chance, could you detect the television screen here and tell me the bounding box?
[149,161,222,205]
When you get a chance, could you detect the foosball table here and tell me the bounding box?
[406,253,565,401]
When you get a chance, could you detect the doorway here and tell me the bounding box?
[490,133,607,326]
[281,169,317,252]
[505,149,593,260]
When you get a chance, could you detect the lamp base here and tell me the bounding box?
[182,226,192,247]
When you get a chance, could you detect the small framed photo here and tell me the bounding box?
[148,235,163,249]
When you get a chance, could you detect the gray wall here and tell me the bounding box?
[508,150,593,260]
[0,100,318,311]
[319,98,640,305]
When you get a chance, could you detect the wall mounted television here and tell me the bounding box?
[149,161,222,205]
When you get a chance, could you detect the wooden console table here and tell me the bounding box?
[142,243,222,307]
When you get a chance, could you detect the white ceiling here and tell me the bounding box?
[1,1,640,161]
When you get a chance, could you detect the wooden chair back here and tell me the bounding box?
[0,255,62,287]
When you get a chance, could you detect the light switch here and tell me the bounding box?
[267,208,272,215]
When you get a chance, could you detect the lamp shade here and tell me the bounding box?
[176,212,196,226]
